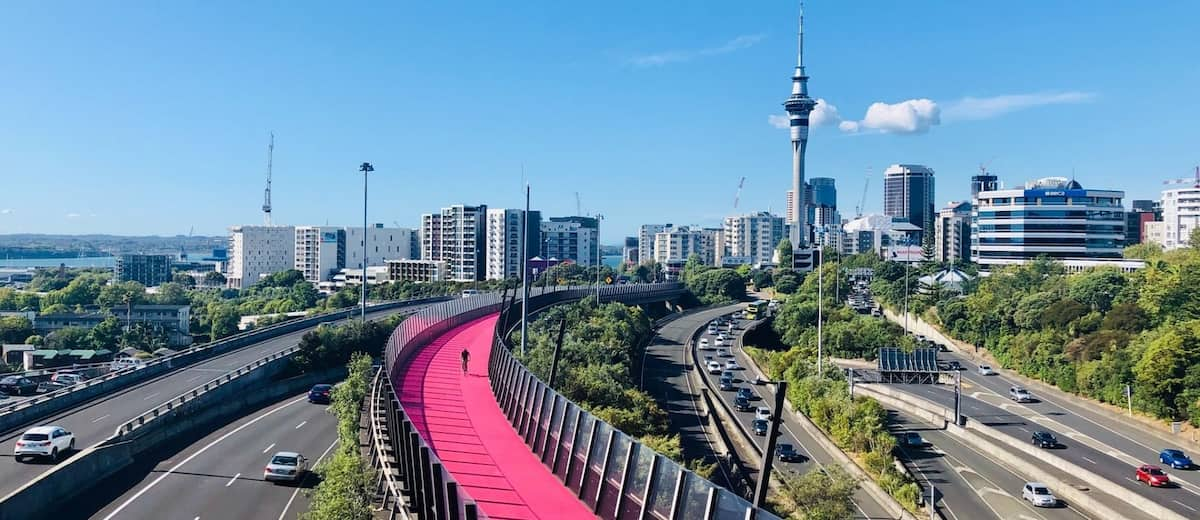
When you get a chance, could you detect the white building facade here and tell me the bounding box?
[637,224,667,264]
[541,219,597,266]
[294,226,344,282]
[345,225,417,270]
[1157,185,1200,250]
[723,212,785,267]
[227,225,296,289]
[422,205,486,282]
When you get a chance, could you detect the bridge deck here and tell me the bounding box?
[399,314,593,520]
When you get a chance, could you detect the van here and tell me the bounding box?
[461,289,481,298]
[50,372,85,386]
[111,357,147,371]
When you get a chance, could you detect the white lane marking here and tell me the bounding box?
[1017,426,1030,433]
[277,438,340,520]
[225,473,240,487]
[1082,457,1097,465]
[263,443,276,454]
[294,421,306,429]
[143,392,160,401]
[185,375,203,383]
[194,517,200,520]
[92,414,110,423]
[1173,500,1198,512]
[101,396,306,520]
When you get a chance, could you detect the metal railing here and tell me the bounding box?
[373,283,686,520]
[488,287,782,520]
[369,367,411,519]
[0,296,445,417]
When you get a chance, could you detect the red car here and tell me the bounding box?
[1136,465,1171,487]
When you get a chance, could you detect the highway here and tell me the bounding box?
[889,406,1090,520]
[0,303,429,499]
[697,311,895,519]
[87,391,337,520]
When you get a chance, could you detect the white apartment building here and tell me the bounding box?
[227,225,296,289]
[422,205,487,282]
[934,201,972,263]
[485,209,540,280]
[653,226,703,264]
[1157,185,1200,250]
[638,224,667,263]
[386,259,449,283]
[345,225,417,270]
[295,226,344,282]
[1144,220,1168,247]
[698,228,724,266]
[723,212,785,267]
[542,219,597,266]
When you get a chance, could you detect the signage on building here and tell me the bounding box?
[321,232,338,243]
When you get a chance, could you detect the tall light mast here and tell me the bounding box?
[263,132,274,226]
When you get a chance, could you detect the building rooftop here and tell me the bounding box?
[1024,177,1083,190]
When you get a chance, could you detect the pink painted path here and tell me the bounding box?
[399,314,594,520]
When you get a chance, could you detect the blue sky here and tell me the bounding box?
[1,1,1197,242]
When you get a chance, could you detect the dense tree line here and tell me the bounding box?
[291,314,404,374]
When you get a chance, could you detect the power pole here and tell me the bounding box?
[753,381,787,512]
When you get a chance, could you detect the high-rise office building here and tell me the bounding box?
[970,174,999,200]
[723,212,785,267]
[294,226,345,282]
[227,225,296,289]
[934,202,972,263]
[114,254,173,287]
[883,164,936,241]
[541,218,597,266]
[421,205,487,282]
[1125,200,1159,246]
[972,177,1125,267]
[485,209,541,280]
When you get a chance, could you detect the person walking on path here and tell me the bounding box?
[461,348,471,374]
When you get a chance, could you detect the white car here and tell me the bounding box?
[264,451,309,483]
[14,425,75,462]
[725,359,739,370]
[978,364,996,376]
[51,372,86,386]
[755,407,772,421]
[718,349,731,358]
[1010,386,1034,403]
[698,338,709,349]
[111,357,147,371]
[714,338,725,348]
[706,361,723,374]
[717,333,726,342]
[1022,482,1057,507]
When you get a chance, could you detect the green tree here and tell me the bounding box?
[88,315,123,349]
[45,327,91,350]
[776,238,793,268]
[786,464,858,520]
[24,334,44,346]
[208,303,240,339]
[0,316,33,344]
[39,303,70,315]
[774,270,801,294]
[686,268,746,304]
[1191,228,1200,250]
[172,272,196,288]
[203,271,227,286]
[97,281,147,310]
[291,280,319,309]
[681,253,708,284]
[154,282,190,305]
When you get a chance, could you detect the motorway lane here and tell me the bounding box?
[641,304,745,490]
[942,349,1200,500]
[699,315,894,519]
[893,382,1194,517]
[91,391,337,520]
[889,409,1090,520]
[0,304,426,499]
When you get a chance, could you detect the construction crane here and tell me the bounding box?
[855,167,871,217]
[979,156,997,176]
[575,192,582,216]
[262,132,274,226]
[733,176,746,209]
[1163,166,1200,188]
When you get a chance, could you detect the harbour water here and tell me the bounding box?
[0,256,116,269]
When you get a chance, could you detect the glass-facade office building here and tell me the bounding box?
[971,177,1125,266]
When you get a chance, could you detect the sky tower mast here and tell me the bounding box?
[263,132,274,226]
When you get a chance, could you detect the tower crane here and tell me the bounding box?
[733,176,746,209]
[575,192,582,216]
[1163,166,1200,189]
[979,156,997,176]
[262,133,274,226]
[855,167,871,218]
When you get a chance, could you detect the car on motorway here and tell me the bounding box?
[722,370,736,380]
[717,349,730,358]
[264,451,309,483]
[1136,465,1171,487]
[1031,431,1059,449]
[719,377,735,391]
[777,443,803,462]
[735,396,753,411]
[725,359,739,370]
[736,387,754,401]
[308,384,333,404]
[943,360,962,371]
[899,431,926,448]
[0,376,37,396]
[50,372,86,386]
[978,364,996,376]
[13,425,74,462]
[713,338,725,348]
[752,419,769,436]
[1009,386,1034,403]
[1021,482,1057,507]
[698,338,709,349]
[755,407,771,421]
[751,376,767,386]
[111,356,147,371]
[732,311,742,319]
[1160,449,1193,469]
[706,361,723,374]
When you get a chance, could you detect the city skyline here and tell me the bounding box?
[1,1,1197,240]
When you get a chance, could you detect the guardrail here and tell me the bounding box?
[368,368,411,519]
[372,283,688,520]
[485,284,782,520]
[0,296,446,428]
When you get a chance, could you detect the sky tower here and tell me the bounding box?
[784,3,817,249]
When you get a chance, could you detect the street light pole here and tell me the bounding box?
[903,238,911,335]
[954,370,962,425]
[358,162,373,325]
[817,245,823,378]
[594,214,604,301]
[520,184,531,356]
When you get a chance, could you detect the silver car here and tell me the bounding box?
[264,451,308,483]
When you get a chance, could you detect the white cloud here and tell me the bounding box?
[65,213,81,218]
[840,98,941,135]
[0,208,12,215]
[943,91,1097,121]
[630,34,765,67]
[767,98,842,129]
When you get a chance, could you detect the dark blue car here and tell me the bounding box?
[1160,449,1193,469]
[308,384,333,404]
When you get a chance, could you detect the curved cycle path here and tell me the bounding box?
[399,314,593,520]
